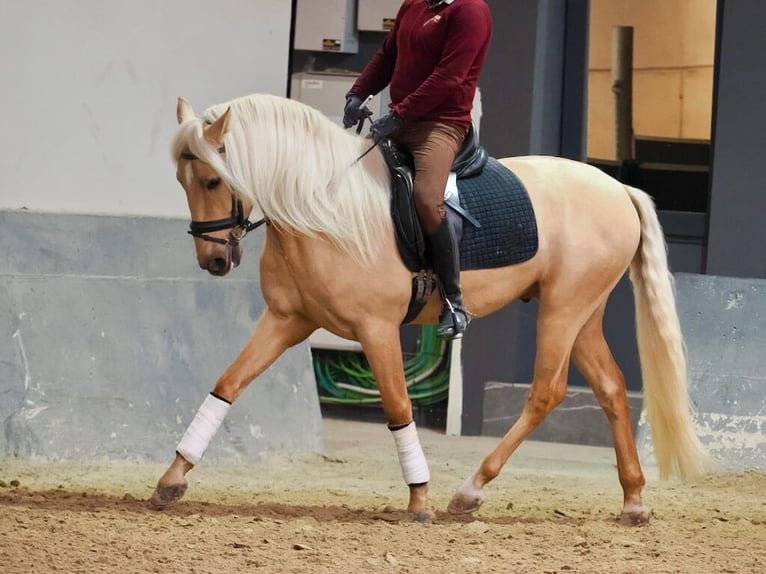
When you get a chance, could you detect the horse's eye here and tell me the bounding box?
[206,178,221,191]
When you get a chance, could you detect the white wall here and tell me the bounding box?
[0,0,292,217]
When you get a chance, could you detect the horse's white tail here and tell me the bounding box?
[624,185,712,479]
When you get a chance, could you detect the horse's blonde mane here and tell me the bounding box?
[171,93,391,265]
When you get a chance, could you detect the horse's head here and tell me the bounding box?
[174,97,261,277]
[172,92,392,272]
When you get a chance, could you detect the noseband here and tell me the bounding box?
[187,193,265,245]
[181,147,267,245]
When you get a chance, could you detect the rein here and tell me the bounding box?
[353,139,379,165]
[181,146,267,245]
[351,110,379,165]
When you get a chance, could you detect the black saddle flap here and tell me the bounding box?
[380,142,426,270]
[379,123,488,272]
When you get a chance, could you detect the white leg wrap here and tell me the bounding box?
[176,393,231,465]
[390,422,430,485]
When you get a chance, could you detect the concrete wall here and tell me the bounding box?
[482,382,643,447]
[0,210,323,461]
[0,2,317,462]
[0,0,292,217]
[637,273,765,471]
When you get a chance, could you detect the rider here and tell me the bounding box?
[343,0,492,339]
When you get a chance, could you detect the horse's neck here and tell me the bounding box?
[359,144,391,189]
[268,225,377,280]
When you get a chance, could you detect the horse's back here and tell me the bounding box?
[497,155,641,290]
[498,155,639,234]
[499,155,631,206]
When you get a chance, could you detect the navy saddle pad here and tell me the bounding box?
[456,157,538,270]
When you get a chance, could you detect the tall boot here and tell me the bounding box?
[426,219,470,339]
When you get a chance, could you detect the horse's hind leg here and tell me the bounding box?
[571,304,650,525]
[448,306,579,515]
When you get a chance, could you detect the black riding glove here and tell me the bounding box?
[343,94,372,129]
[370,111,403,142]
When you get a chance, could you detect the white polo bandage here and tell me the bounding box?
[176,393,231,465]
[390,422,430,485]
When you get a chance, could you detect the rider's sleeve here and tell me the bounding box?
[347,1,409,99]
[392,2,492,121]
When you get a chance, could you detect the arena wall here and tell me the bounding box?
[0,0,291,217]
[0,210,323,462]
[637,273,766,471]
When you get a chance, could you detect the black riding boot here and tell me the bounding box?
[426,220,470,340]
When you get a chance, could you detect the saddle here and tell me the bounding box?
[382,123,487,270]
[379,123,489,322]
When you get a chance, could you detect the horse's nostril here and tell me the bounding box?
[207,257,229,276]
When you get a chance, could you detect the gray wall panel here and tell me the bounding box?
[0,210,323,461]
[637,273,766,471]
[707,0,766,279]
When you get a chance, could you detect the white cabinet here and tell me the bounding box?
[294,0,358,53]
[358,0,402,32]
[290,72,391,128]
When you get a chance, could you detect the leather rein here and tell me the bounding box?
[180,146,266,245]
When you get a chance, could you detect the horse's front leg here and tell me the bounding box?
[357,322,433,522]
[149,308,314,509]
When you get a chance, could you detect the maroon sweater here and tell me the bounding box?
[350,0,492,124]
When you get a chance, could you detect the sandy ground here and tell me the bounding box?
[0,417,764,574]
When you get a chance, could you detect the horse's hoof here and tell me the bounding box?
[447,491,486,515]
[448,475,487,515]
[149,482,188,510]
[618,504,652,526]
[408,510,434,524]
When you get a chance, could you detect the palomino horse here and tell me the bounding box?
[150,93,710,524]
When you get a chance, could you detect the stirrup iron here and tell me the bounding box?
[437,298,470,340]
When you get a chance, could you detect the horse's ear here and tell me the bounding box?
[204,107,232,147]
[177,97,196,124]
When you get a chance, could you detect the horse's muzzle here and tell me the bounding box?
[205,256,231,276]
[202,243,242,276]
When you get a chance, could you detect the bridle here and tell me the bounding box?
[180,147,267,245]
[182,126,369,246]
[187,192,265,246]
